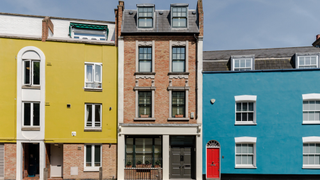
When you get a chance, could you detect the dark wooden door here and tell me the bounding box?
[170,147,192,179]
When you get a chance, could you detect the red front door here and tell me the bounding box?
[207,148,219,178]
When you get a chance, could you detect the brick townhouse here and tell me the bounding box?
[115,1,204,180]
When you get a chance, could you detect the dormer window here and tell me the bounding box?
[138,7,154,28]
[231,55,255,71]
[296,53,319,69]
[171,7,187,28]
[69,23,108,41]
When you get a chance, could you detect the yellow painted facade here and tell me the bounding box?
[0,37,117,143]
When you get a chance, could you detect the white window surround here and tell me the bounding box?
[295,53,320,69]
[235,95,257,102]
[84,62,102,90]
[170,5,189,29]
[134,86,156,121]
[302,137,320,169]
[169,41,189,78]
[135,41,155,79]
[84,104,102,130]
[231,55,255,71]
[302,94,320,124]
[235,137,257,169]
[84,144,102,171]
[168,86,190,121]
[22,102,40,129]
[235,95,257,125]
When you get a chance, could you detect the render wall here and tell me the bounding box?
[203,70,320,175]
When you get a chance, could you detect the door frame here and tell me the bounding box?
[206,140,221,180]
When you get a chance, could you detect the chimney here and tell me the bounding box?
[42,16,54,42]
[115,1,124,47]
[197,0,204,37]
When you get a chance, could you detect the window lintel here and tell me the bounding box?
[302,93,320,100]
[235,95,257,102]
[235,137,257,143]
[302,136,320,143]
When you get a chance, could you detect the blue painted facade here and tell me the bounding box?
[203,69,320,175]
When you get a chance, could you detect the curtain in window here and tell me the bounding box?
[172,91,185,117]
[86,65,93,87]
[95,105,101,127]
[86,105,92,127]
[95,64,101,82]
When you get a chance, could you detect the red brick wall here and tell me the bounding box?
[63,144,116,179]
[4,143,16,179]
[123,35,198,124]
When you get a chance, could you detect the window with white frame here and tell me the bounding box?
[70,23,108,41]
[303,101,320,122]
[235,95,257,125]
[236,143,254,166]
[138,91,152,118]
[172,47,186,72]
[139,47,152,72]
[138,7,154,28]
[172,91,185,118]
[232,58,253,71]
[85,104,101,128]
[85,145,101,170]
[23,60,40,86]
[303,143,320,167]
[298,56,318,69]
[171,7,187,28]
[23,102,40,127]
[235,137,256,168]
[85,63,102,89]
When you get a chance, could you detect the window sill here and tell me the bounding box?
[135,72,155,79]
[84,128,102,132]
[167,118,189,121]
[235,165,256,169]
[302,165,320,169]
[84,167,100,172]
[84,88,102,92]
[235,122,257,126]
[22,85,40,90]
[134,118,156,121]
[21,127,40,131]
[302,122,320,125]
[168,72,189,79]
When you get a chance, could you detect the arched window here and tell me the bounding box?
[206,140,220,148]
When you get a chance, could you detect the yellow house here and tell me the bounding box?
[0,13,117,180]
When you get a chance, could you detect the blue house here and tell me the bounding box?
[202,46,320,179]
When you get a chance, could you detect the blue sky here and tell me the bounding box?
[1,0,320,51]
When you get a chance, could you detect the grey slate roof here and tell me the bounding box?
[121,10,199,34]
[203,46,320,71]
[204,46,320,60]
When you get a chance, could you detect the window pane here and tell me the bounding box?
[172,92,185,117]
[241,144,247,153]
[86,65,93,82]
[139,92,152,117]
[248,144,253,153]
[33,61,40,85]
[24,61,30,84]
[234,60,239,68]
[303,155,308,165]
[242,103,247,111]
[236,144,241,153]
[303,112,309,121]
[242,113,247,121]
[303,101,309,110]
[173,18,186,27]
[94,145,101,166]
[299,58,304,66]
[95,64,101,83]
[236,155,241,164]
[172,60,185,72]
[86,145,92,167]
[236,113,241,121]
[310,101,316,110]
[95,105,101,127]
[139,60,152,72]
[139,18,152,28]
[248,113,253,121]
[309,155,315,164]
[33,103,40,126]
[236,103,241,111]
[247,155,253,165]
[315,112,320,121]
[86,105,92,127]
[310,144,316,153]
[240,60,245,68]
[303,144,309,153]
[309,112,315,121]
[241,155,248,164]
[24,103,31,126]
[316,144,320,153]
[245,59,251,68]
[315,155,320,165]
[249,103,253,111]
